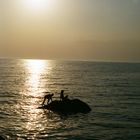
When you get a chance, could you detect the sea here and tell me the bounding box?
[0,58,140,140]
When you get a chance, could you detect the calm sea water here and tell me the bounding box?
[0,59,140,140]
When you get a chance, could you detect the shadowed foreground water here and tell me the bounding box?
[0,59,140,140]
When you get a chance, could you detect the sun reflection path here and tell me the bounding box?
[21,59,51,135]
[25,59,49,94]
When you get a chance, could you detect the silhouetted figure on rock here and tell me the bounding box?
[39,90,91,114]
[42,93,54,105]
[60,90,68,101]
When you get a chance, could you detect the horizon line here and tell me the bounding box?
[0,57,140,64]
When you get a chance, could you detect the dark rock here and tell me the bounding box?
[0,136,5,140]
[39,99,91,114]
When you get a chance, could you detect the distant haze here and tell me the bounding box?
[0,0,140,62]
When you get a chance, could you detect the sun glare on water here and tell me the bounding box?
[26,60,48,93]
[21,60,52,133]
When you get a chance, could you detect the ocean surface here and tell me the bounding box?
[0,59,140,140]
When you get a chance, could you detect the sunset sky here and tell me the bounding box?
[0,0,140,62]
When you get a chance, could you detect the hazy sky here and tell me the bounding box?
[0,0,140,62]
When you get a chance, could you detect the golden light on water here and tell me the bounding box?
[26,59,46,75]
[22,59,50,133]
[25,59,47,94]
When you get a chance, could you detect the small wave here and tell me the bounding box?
[0,111,10,119]
[0,92,18,97]
[92,121,140,129]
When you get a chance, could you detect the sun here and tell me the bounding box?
[20,0,57,16]
[22,0,48,13]
[27,0,46,10]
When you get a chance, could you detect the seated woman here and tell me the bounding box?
[60,90,68,101]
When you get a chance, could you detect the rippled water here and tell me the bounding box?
[0,59,140,140]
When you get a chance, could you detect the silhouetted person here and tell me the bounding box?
[60,90,68,101]
[42,93,54,105]
[60,90,64,101]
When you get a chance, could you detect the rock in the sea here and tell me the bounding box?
[0,136,5,140]
[39,99,91,114]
